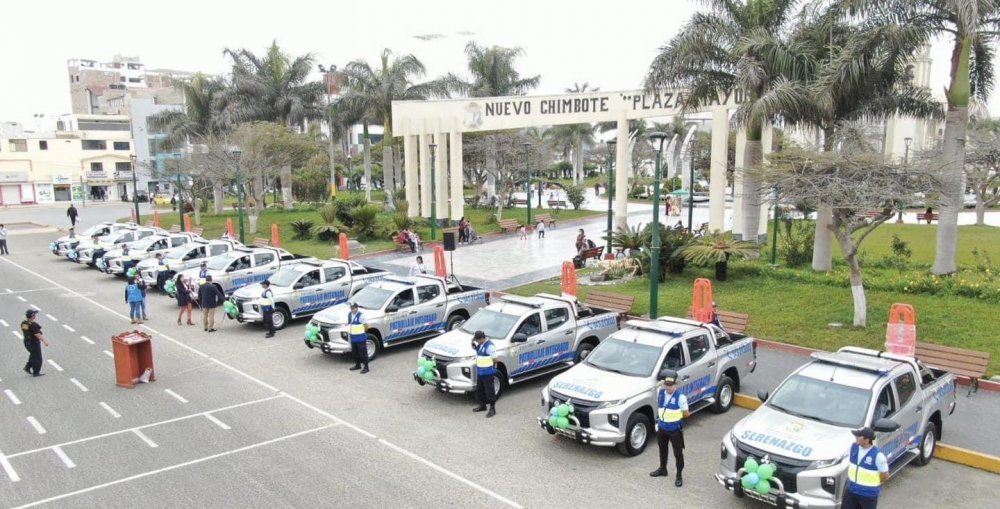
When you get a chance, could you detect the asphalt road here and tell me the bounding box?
[0,232,996,509]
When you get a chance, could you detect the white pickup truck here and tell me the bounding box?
[539,316,758,456]
[135,239,242,287]
[51,222,137,257]
[178,246,305,295]
[716,347,957,509]
[231,258,388,329]
[99,232,202,275]
[416,294,621,398]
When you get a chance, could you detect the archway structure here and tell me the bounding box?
[392,88,752,233]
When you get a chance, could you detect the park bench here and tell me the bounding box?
[512,198,528,206]
[584,290,635,320]
[144,220,154,227]
[464,196,479,205]
[917,212,939,223]
[168,225,181,233]
[695,222,709,236]
[252,238,271,248]
[548,199,568,209]
[498,219,521,233]
[577,246,604,265]
[534,213,556,228]
[393,233,411,252]
[686,309,751,335]
[189,227,204,237]
[915,342,991,396]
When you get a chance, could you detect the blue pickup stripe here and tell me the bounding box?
[510,351,576,376]
[385,321,445,342]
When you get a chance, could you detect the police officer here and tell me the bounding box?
[120,244,135,275]
[347,302,369,373]
[260,280,276,338]
[844,427,889,509]
[21,309,50,377]
[472,330,497,418]
[649,369,689,487]
[198,261,209,285]
[154,253,170,292]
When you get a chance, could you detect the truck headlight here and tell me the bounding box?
[597,398,628,409]
[809,454,845,470]
[607,414,620,427]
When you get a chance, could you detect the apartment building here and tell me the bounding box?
[67,55,192,115]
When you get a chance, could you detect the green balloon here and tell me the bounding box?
[556,416,570,429]
[549,416,559,428]
[755,479,771,495]
[557,405,569,417]
[565,403,574,414]
[423,370,436,381]
[424,358,435,369]
[757,463,775,481]
[744,457,759,473]
[741,475,756,490]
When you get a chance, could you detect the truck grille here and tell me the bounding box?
[423,353,458,381]
[734,440,810,493]
[549,390,600,428]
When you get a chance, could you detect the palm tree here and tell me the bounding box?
[645,0,811,243]
[445,42,540,97]
[681,231,760,281]
[340,49,448,204]
[545,123,597,184]
[844,0,1000,275]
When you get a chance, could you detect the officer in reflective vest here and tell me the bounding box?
[260,280,276,338]
[198,261,209,286]
[348,302,369,374]
[472,330,498,418]
[121,244,136,274]
[650,369,689,487]
[844,427,889,509]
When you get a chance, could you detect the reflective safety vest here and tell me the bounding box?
[657,390,684,432]
[847,444,883,498]
[475,340,496,377]
[260,289,274,311]
[348,311,366,343]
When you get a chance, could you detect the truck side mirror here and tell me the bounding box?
[386,305,399,313]
[225,266,235,273]
[872,418,900,433]
[757,390,769,403]
[511,333,528,343]
[293,283,304,290]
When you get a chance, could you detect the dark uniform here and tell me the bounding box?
[260,281,276,338]
[21,309,46,376]
[472,330,497,418]
[348,303,369,373]
[649,369,688,487]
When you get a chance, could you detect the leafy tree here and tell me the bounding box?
[564,184,586,210]
[963,117,1000,225]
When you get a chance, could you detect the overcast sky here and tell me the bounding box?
[2,0,995,125]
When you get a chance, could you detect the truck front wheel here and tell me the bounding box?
[710,376,735,414]
[915,422,937,466]
[271,307,291,330]
[365,333,382,360]
[575,340,597,362]
[446,314,466,331]
[616,413,652,457]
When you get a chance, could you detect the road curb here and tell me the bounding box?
[733,393,1000,475]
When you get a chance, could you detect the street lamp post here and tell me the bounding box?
[687,143,695,234]
[770,189,780,265]
[129,154,140,223]
[523,142,533,226]
[176,174,185,231]
[232,149,245,244]
[347,155,354,190]
[898,137,912,223]
[605,140,617,258]
[649,132,668,319]
[319,64,338,198]
[429,143,438,241]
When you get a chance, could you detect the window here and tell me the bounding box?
[39,140,48,150]
[323,267,346,281]
[416,284,441,304]
[515,312,542,337]
[90,162,104,172]
[391,289,415,309]
[232,255,252,271]
[115,162,132,172]
[298,270,321,288]
[128,77,141,83]
[253,252,274,266]
[120,77,126,82]
[82,140,107,150]
[209,245,228,256]
[662,343,685,370]
[8,139,27,152]
[170,237,186,247]
[113,141,130,150]
[544,307,570,329]
[686,335,710,363]
[873,385,897,420]
[894,372,917,408]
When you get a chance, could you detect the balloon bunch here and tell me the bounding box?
[49,242,57,252]
[547,403,575,430]
[97,259,107,271]
[127,267,138,278]
[68,250,79,261]
[163,279,177,297]
[304,324,321,343]
[740,458,776,495]
[415,358,438,382]
[223,301,238,319]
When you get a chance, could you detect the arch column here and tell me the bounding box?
[419,132,431,217]
[732,130,746,238]
[614,110,629,228]
[435,132,449,220]
[449,130,464,221]
[758,124,774,242]
[404,134,418,217]
[709,108,729,232]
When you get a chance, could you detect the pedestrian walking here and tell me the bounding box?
[649,370,689,487]
[21,309,49,377]
[125,278,145,324]
[409,255,429,276]
[471,330,497,417]
[174,275,196,326]
[198,275,225,332]
[66,204,79,227]
[536,219,546,239]
[843,427,889,509]
[0,223,9,255]
[260,280,276,338]
[347,302,369,373]
[665,199,672,217]
[518,225,527,240]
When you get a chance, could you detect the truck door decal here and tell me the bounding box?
[232,273,270,289]
[511,342,573,376]
[583,316,617,330]
[879,421,921,460]
[386,313,445,342]
[293,290,349,315]
[726,343,753,360]
[679,374,714,403]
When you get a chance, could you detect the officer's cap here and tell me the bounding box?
[25,309,38,318]
[473,330,486,339]
[261,280,270,287]
[852,427,876,440]
[659,369,679,384]
[350,302,359,308]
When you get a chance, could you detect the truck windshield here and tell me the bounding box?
[268,267,303,287]
[79,225,106,237]
[129,237,158,251]
[164,245,192,259]
[352,286,394,309]
[585,338,661,377]
[206,253,236,271]
[460,309,519,339]
[767,374,872,428]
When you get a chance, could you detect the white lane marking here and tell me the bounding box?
[17,296,26,302]
[4,389,21,405]
[132,430,158,448]
[379,439,523,508]
[10,425,334,509]
[30,304,40,310]
[98,402,121,419]
[80,335,94,345]
[204,414,231,430]
[47,359,64,372]
[103,350,114,358]
[69,378,89,392]
[11,330,21,339]
[45,314,57,322]
[7,396,282,458]
[52,447,76,469]
[26,416,47,434]
[208,357,278,392]
[164,389,188,404]
[0,319,7,327]
[0,448,19,482]
[62,324,75,332]
[279,392,348,428]
[4,288,10,293]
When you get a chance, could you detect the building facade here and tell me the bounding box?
[0,115,141,205]
[67,55,192,115]
[130,98,184,195]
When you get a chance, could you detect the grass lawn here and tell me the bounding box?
[828,223,1000,266]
